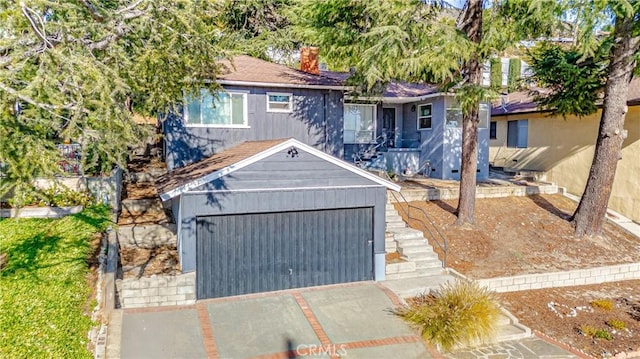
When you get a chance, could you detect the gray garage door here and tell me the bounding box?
[196,207,373,299]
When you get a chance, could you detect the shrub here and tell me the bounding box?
[591,299,614,311]
[6,184,94,208]
[607,319,626,330]
[579,325,597,337]
[507,58,522,90]
[396,280,501,351]
[580,325,614,340]
[490,58,502,89]
[594,329,613,340]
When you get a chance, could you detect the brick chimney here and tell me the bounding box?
[300,47,320,75]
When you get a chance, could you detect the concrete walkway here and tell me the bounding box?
[107,282,583,359]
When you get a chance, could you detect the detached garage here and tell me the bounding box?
[156,138,399,299]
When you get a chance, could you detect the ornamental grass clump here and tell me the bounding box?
[396,280,501,351]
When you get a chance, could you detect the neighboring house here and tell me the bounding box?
[489,77,640,223]
[157,52,492,299]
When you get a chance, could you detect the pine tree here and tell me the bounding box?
[296,0,560,225]
[0,0,228,199]
[528,0,640,237]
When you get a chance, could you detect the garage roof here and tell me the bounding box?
[156,138,400,201]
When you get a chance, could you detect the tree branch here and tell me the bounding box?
[0,82,78,111]
[79,0,106,22]
[20,3,53,48]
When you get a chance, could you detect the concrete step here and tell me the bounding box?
[117,224,177,249]
[382,274,454,298]
[385,240,397,253]
[121,198,163,214]
[390,229,424,241]
[385,232,395,240]
[494,323,531,342]
[414,258,442,270]
[386,215,405,223]
[385,271,423,280]
[403,251,438,262]
[386,261,416,275]
[416,267,445,277]
[386,222,407,230]
[126,168,166,183]
[396,238,428,248]
[399,245,434,257]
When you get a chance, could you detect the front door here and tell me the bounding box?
[382,108,396,148]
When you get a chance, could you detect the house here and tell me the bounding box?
[157,51,490,299]
[489,77,640,223]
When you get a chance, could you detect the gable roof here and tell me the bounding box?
[492,77,640,116]
[216,56,348,90]
[156,138,400,201]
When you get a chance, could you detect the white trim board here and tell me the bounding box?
[159,138,400,201]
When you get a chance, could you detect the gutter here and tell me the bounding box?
[345,92,455,104]
[216,79,353,91]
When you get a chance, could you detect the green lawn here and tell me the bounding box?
[0,206,111,358]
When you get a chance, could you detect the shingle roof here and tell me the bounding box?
[492,77,640,115]
[320,71,441,98]
[217,56,345,88]
[155,139,289,197]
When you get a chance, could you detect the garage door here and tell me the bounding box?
[196,207,373,299]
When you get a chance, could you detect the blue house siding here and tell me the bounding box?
[163,86,344,170]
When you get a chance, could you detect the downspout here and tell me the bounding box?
[323,92,328,153]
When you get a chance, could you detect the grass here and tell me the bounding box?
[0,206,111,358]
[396,280,501,351]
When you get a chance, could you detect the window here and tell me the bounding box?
[344,104,375,143]
[507,119,528,148]
[445,108,462,128]
[417,104,432,130]
[185,90,247,127]
[266,92,293,112]
[445,104,489,128]
[490,121,497,139]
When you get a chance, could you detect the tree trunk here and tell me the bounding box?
[571,15,640,237]
[455,0,483,225]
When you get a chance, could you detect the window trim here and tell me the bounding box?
[343,103,377,144]
[444,104,490,129]
[266,92,293,113]
[507,119,528,148]
[417,103,433,130]
[184,90,249,128]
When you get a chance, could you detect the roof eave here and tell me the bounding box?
[158,138,400,200]
[216,79,353,91]
[345,92,454,104]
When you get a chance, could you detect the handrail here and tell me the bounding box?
[382,172,449,268]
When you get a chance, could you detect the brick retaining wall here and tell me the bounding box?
[472,263,640,293]
[119,273,196,308]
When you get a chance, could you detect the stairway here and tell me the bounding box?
[385,202,445,280]
[383,203,532,345]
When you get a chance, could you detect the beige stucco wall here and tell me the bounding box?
[490,106,640,223]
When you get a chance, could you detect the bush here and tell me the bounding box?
[7,184,94,208]
[591,299,614,311]
[607,319,626,330]
[490,58,502,89]
[396,280,501,351]
[580,325,613,340]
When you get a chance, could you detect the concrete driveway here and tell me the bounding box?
[111,282,432,359]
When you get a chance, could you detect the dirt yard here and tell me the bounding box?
[397,194,640,357]
[397,195,640,279]
[120,245,180,279]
